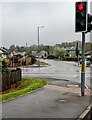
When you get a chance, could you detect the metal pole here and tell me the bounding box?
[38,27,39,49]
[26,43,27,67]
[81,32,85,96]
[37,27,40,67]
[26,43,27,56]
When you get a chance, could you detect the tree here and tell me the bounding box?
[85,42,92,52]
[75,42,79,57]
[9,45,15,52]
[1,59,9,73]
[53,46,67,59]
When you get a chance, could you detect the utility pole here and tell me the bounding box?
[37,27,40,49]
[26,43,27,55]
[81,32,85,96]
[37,26,44,52]
[37,26,44,67]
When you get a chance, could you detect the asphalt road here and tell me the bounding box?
[2,83,90,119]
[2,60,91,119]
[22,59,91,88]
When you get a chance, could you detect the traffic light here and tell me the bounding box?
[87,14,92,32]
[75,2,87,32]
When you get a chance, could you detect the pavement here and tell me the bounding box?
[1,78,92,120]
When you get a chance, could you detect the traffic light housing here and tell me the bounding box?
[75,2,87,32]
[87,14,92,32]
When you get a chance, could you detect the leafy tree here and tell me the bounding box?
[9,45,15,52]
[16,46,20,52]
[20,46,26,52]
[75,42,79,57]
[91,43,92,50]
[27,53,36,64]
[85,42,92,52]
[16,54,23,59]
[1,60,9,73]
[53,46,67,59]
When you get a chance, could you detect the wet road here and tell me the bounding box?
[21,59,91,87]
[2,59,91,119]
[2,86,90,118]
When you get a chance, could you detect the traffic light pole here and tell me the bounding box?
[81,32,85,96]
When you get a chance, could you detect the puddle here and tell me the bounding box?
[67,84,79,87]
[57,99,68,103]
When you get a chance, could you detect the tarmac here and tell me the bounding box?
[1,78,92,120]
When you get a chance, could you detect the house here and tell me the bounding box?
[32,50,48,59]
[66,47,81,57]
[39,50,48,59]
[85,50,92,60]
[85,50,92,56]
[0,47,10,58]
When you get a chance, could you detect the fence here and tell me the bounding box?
[0,68,21,92]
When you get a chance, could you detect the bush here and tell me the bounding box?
[47,55,56,59]
[0,59,9,73]
[27,53,36,64]
[64,57,78,61]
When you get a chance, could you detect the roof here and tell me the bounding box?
[0,47,10,54]
[85,50,92,55]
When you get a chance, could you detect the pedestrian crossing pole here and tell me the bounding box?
[75,1,87,96]
[81,32,85,96]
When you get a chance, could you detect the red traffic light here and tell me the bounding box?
[75,2,87,32]
[76,3,84,11]
[78,4,84,10]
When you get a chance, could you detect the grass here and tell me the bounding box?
[36,60,48,66]
[0,78,48,102]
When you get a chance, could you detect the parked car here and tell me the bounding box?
[79,59,90,67]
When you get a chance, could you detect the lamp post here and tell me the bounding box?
[37,26,44,67]
[37,26,44,51]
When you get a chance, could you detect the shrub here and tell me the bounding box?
[0,59,9,73]
[64,57,78,61]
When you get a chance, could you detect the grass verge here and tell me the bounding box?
[36,60,48,66]
[0,78,48,102]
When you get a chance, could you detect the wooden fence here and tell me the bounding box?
[0,68,21,92]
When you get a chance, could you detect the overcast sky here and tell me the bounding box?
[0,0,92,48]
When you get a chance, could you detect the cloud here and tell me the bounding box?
[1,1,90,48]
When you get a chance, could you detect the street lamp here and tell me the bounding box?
[37,26,44,67]
[37,26,44,50]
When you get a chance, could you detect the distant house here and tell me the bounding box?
[32,50,48,59]
[0,47,10,58]
[39,50,48,59]
[85,50,92,59]
[11,51,22,57]
[66,47,81,57]
[85,50,92,56]
[66,47,76,57]
[32,51,38,57]
[69,47,76,57]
